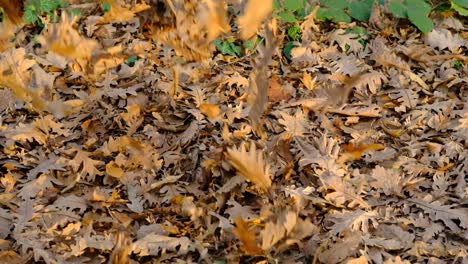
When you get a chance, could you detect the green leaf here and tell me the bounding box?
[451,0,468,7]
[283,41,296,60]
[24,9,39,24]
[284,0,304,11]
[320,0,348,9]
[278,11,297,22]
[102,2,111,13]
[453,60,462,70]
[406,0,431,14]
[316,7,351,22]
[214,39,241,57]
[348,0,373,21]
[389,1,407,18]
[126,56,138,66]
[407,7,433,33]
[243,40,255,51]
[287,25,301,41]
[451,1,468,15]
[40,0,61,13]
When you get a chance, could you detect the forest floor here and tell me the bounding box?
[0,1,467,263]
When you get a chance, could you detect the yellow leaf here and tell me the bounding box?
[199,103,221,118]
[105,162,124,178]
[226,142,271,192]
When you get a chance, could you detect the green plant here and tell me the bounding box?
[24,0,69,26]
[274,0,309,23]
[453,60,462,70]
[389,0,433,33]
[214,38,242,57]
[214,37,263,57]
[316,0,375,23]
[314,0,468,33]
[450,0,468,15]
[345,26,369,47]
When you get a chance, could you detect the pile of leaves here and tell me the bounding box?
[0,0,467,263]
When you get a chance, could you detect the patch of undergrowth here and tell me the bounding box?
[214,37,263,57]
[24,0,79,27]
[315,0,467,33]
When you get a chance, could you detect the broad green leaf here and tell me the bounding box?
[316,7,351,23]
[349,0,373,21]
[320,0,348,8]
[408,8,433,33]
[451,1,468,15]
[278,11,297,22]
[284,0,304,11]
[389,1,407,18]
[406,0,431,14]
[451,0,468,7]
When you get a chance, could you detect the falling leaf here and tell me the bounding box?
[38,15,100,61]
[237,0,273,40]
[226,142,271,192]
[233,217,264,255]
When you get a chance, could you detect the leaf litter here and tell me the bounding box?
[0,0,467,263]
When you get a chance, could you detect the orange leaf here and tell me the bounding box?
[233,217,264,255]
[337,143,384,163]
[199,103,221,119]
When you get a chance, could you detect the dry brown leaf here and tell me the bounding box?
[237,0,273,40]
[233,217,264,255]
[268,76,291,102]
[226,142,271,192]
